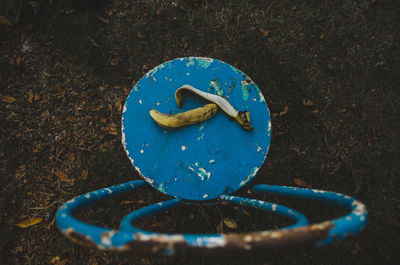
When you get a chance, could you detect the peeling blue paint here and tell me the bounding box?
[208,78,224,96]
[196,57,213,68]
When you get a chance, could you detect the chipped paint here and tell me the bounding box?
[158,183,166,193]
[196,133,204,140]
[185,57,195,67]
[208,78,224,96]
[209,159,216,164]
[198,168,211,181]
[196,57,213,68]
[181,145,187,151]
[239,167,259,187]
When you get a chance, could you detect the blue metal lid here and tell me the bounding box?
[122,57,271,201]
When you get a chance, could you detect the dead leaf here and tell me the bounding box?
[27,90,34,103]
[140,258,150,265]
[14,165,26,180]
[115,100,122,112]
[120,200,135,205]
[259,28,269,37]
[16,217,43,228]
[0,93,17,103]
[16,55,21,65]
[81,169,88,180]
[55,259,68,265]
[242,210,250,216]
[55,85,66,98]
[305,99,313,106]
[279,105,289,116]
[216,220,223,233]
[223,218,238,229]
[50,256,60,264]
[320,33,325,39]
[96,16,109,24]
[55,171,69,182]
[100,118,107,123]
[292,178,312,188]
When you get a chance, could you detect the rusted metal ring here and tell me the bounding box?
[56,181,367,256]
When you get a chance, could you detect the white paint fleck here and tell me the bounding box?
[272,204,277,211]
[198,168,211,181]
[156,102,161,106]
[203,194,209,198]
[209,159,216,164]
[197,133,205,140]
[199,124,205,131]
[195,162,200,167]
[140,149,144,154]
[122,104,127,113]
[84,193,91,199]
[139,99,142,104]
[188,166,195,172]
[181,145,187,151]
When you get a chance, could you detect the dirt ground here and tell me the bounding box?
[1,0,399,264]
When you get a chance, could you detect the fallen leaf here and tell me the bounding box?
[55,259,68,265]
[292,178,312,188]
[16,217,43,228]
[279,105,289,116]
[259,28,269,37]
[120,200,135,205]
[27,90,34,103]
[140,258,150,265]
[16,55,21,65]
[55,171,69,182]
[305,99,313,106]
[320,33,325,39]
[115,100,122,112]
[55,85,66,98]
[216,220,224,233]
[96,16,110,24]
[0,93,17,103]
[81,169,88,180]
[223,218,238,229]
[50,256,60,264]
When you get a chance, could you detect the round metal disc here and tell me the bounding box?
[122,57,271,201]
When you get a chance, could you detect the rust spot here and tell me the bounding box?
[66,230,99,249]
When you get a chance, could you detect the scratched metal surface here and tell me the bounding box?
[122,57,271,201]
